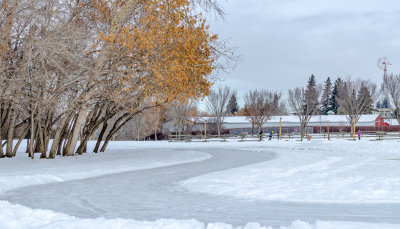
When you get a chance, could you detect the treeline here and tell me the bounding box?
[201,73,400,141]
[101,75,398,142]
[0,0,231,158]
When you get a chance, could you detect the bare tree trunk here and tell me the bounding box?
[76,135,91,155]
[64,105,87,156]
[0,136,3,158]
[76,104,107,155]
[12,125,29,156]
[94,120,108,153]
[300,122,306,141]
[49,112,72,158]
[26,137,29,153]
[42,112,54,157]
[6,106,16,157]
[100,113,136,152]
[57,138,64,156]
[100,135,111,152]
[62,117,75,156]
[350,119,355,138]
[62,134,69,156]
[0,106,3,158]
[36,108,47,158]
[29,112,36,159]
[0,132,3,158]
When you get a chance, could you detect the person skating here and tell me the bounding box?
[259,130,263,141]
[358,130,361,140]
[269,131,273,141]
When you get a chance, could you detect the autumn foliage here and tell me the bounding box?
[0,0,224,158]
[100,0,216,104]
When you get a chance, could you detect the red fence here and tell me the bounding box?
[312,126,400,133]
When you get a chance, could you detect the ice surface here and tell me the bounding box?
[1,140,400,228]
[0,143,211,194]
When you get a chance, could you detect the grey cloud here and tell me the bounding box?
[208,0,400,106]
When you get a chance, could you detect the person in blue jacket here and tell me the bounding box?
[269,131,273,141]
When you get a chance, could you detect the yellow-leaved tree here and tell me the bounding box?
[101,0,216,104]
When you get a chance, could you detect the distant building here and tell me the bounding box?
[373,108,394,119]
[194,114,396,134]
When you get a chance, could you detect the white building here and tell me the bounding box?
[194,114,389,134]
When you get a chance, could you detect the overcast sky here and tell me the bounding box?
[207,0,400,106]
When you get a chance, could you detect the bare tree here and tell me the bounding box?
[336,78,378,137]
[206,86,232,136]
[288,75,321,140]
[382,73,400,130]
[244,90,280,135]
[0,0,234,158]
[171,101,197,136]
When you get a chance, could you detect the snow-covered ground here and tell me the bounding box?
[3,198,400,229]
[182,140,400,203]
[1,140,400,228]
[2,199,400,229]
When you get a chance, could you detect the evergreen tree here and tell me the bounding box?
[382,97,390,109]
[375,98,390,109]
[320,77,332,115]
[304,74,318,114]
[329,77,343,114]
[376,101,382,109]
[307,74,316,87]
[225,94,239,115]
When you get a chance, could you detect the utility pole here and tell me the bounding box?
[327,120,330,141]
[204,120,207,142]
[279,117,282,140]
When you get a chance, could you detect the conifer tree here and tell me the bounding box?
[307,74,316,88]
[303,74,318,114]
[226,93,239,115]
[320,77,332,115]
[329,78,343,114]
[376,101,382,109]
[382,98,390,109]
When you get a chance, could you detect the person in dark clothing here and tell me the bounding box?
[259,130,263,141]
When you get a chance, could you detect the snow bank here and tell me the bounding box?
[1,200,269,229]
[182,139,400,203]
[2,200,400,229]
[282,220,400,229]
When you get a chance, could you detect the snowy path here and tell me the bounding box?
[1,146,400,228]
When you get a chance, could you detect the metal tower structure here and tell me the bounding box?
[377,57,391,76]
